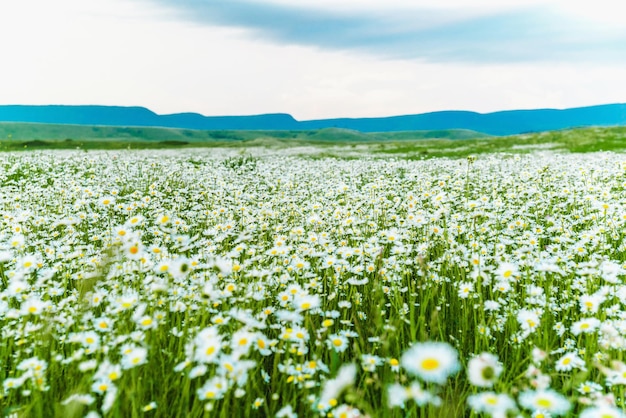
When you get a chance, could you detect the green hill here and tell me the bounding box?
[0,122,489,150]
[2,122,626,158]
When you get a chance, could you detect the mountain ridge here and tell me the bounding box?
[1,103,625,136]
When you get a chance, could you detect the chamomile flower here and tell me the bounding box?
[77,331,101,350]
[125,215,145,227]
[123,240,144,260]
[318,363,357,411]
[136,315,157,330]
[194,327,222,364]
[91,379,113,395]
[579,293,604,314]
[571,317,601,335]
[142,402,157,412]
[579,405,625,418]
[197,376,228,401]
[602,360,626,385]
[467,392,516,417]
[254,334,272,356]
[457,281,474,299]
[389,358,400,372]
[3,376,26,391]
[95,361,122,382]
[400,342,460,384]
[293,293,320,312]
[495,262,519,281]
[231,328,255,357]
[327,334,349,353]
[331,404,363,418]
[518,389,571,416]
[387,383,410,408]
[18,254,40,272]
[170,257,192,280]
[276,405,297,418]
[156,214,171,226]
[120,346,148,369]
[99,196,116,208]
[20,297,47,316]
[554,352,585,372]
[517,309,541,334]
[361,354,383,372]
[577,381,602,395]
[468,353,503,387]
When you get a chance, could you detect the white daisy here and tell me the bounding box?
[400,342,460,384]
[467,352,503,387]
[518,389,571,416]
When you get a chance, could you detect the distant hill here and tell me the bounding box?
[0,106,301,131]
[0,122,488,145]
[0,104,625,135]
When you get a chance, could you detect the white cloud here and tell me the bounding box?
[247,0,545,12]
[248,0,626,24]
[551,0,626,26]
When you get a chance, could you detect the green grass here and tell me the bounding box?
[0,122,490,151]
[1,121,626,156]
[1,149,626,417]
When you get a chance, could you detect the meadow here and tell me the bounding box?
[2,147,626,417]
[2,122,626,157]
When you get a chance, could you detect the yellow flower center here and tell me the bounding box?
[421,358,440,371]
[536,398,552,408]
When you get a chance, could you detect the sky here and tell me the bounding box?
[1,0,625,120]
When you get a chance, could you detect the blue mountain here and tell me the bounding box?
[0,103,625,135]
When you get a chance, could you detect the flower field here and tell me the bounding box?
[2,149,626,417]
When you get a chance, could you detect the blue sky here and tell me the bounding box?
[1,0,625,119]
